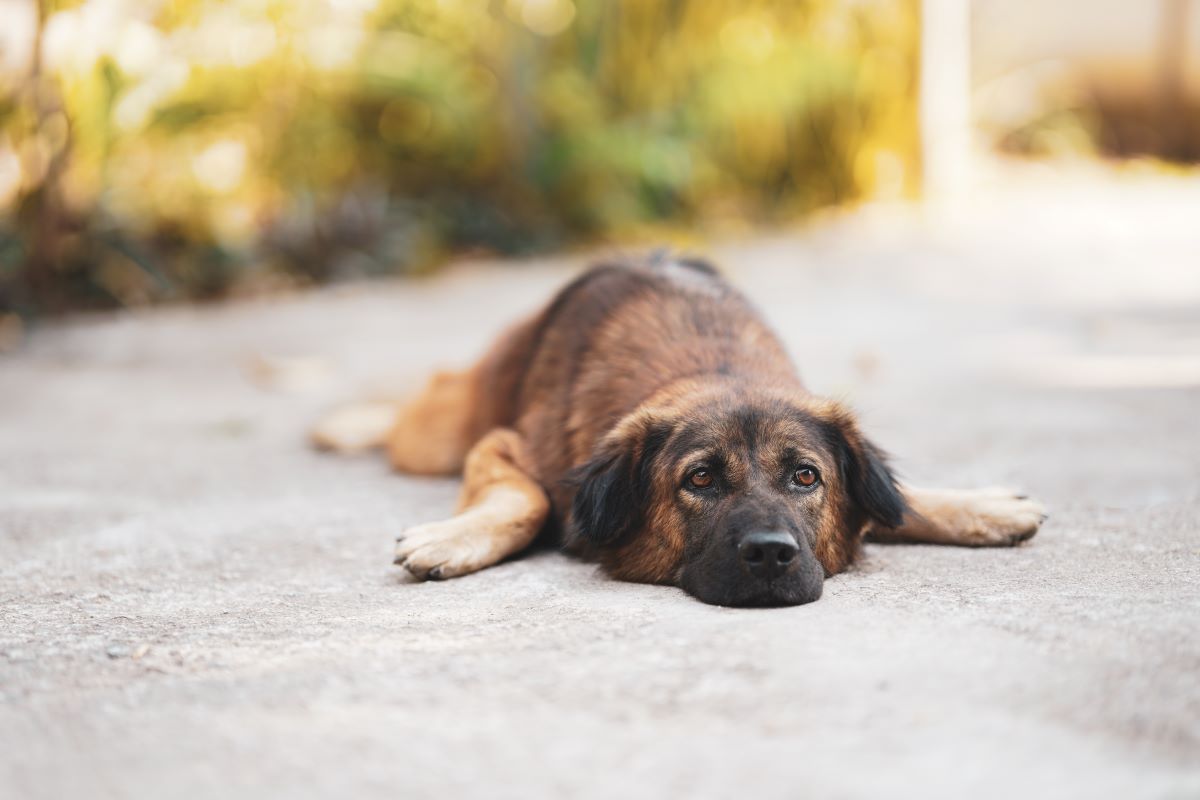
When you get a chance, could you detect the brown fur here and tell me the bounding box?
[315,257,1045,603]
[393,427,548,579]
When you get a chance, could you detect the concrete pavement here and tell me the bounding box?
[2,169,1198,799]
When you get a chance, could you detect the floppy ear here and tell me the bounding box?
[824,409,908,530]
[565,418,672,546]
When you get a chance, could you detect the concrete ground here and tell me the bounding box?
[2,168,1199,799]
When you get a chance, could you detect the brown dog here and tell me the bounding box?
[313,257,1045,606]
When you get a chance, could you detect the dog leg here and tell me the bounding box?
[385,368,480,476]
[310,366,480,472]
[394,428,548,579]
[866,485,1047,546]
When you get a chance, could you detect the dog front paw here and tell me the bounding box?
[394,518,493,580]
[959,490,1047,546]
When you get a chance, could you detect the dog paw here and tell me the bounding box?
[393,518,494,580]
[959,491,1047,546]
[310,401,396,453]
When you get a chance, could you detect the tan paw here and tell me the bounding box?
[310,401,396,453]
[956,490,1047,546]
[393,517,499,580]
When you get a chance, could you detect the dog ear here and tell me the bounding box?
[565,418,672,546]
[823,408,908,530]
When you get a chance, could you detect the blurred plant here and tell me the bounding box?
[0,0,918,316]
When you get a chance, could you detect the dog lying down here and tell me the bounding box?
[313,256,1045,607]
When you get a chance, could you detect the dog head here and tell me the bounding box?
[566,389,906,606]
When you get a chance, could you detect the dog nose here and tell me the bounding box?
[738,531,799,579]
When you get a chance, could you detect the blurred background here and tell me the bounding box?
[0,0,1196,322]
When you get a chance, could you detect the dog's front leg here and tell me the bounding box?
[394,427,548,579]
[865,485,1046,547]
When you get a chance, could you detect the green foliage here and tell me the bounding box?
[0,0,918,315]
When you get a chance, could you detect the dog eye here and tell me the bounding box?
[792,466,820,488]
[688,469,714,489]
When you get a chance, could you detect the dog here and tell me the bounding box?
[312,256,1046,606]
